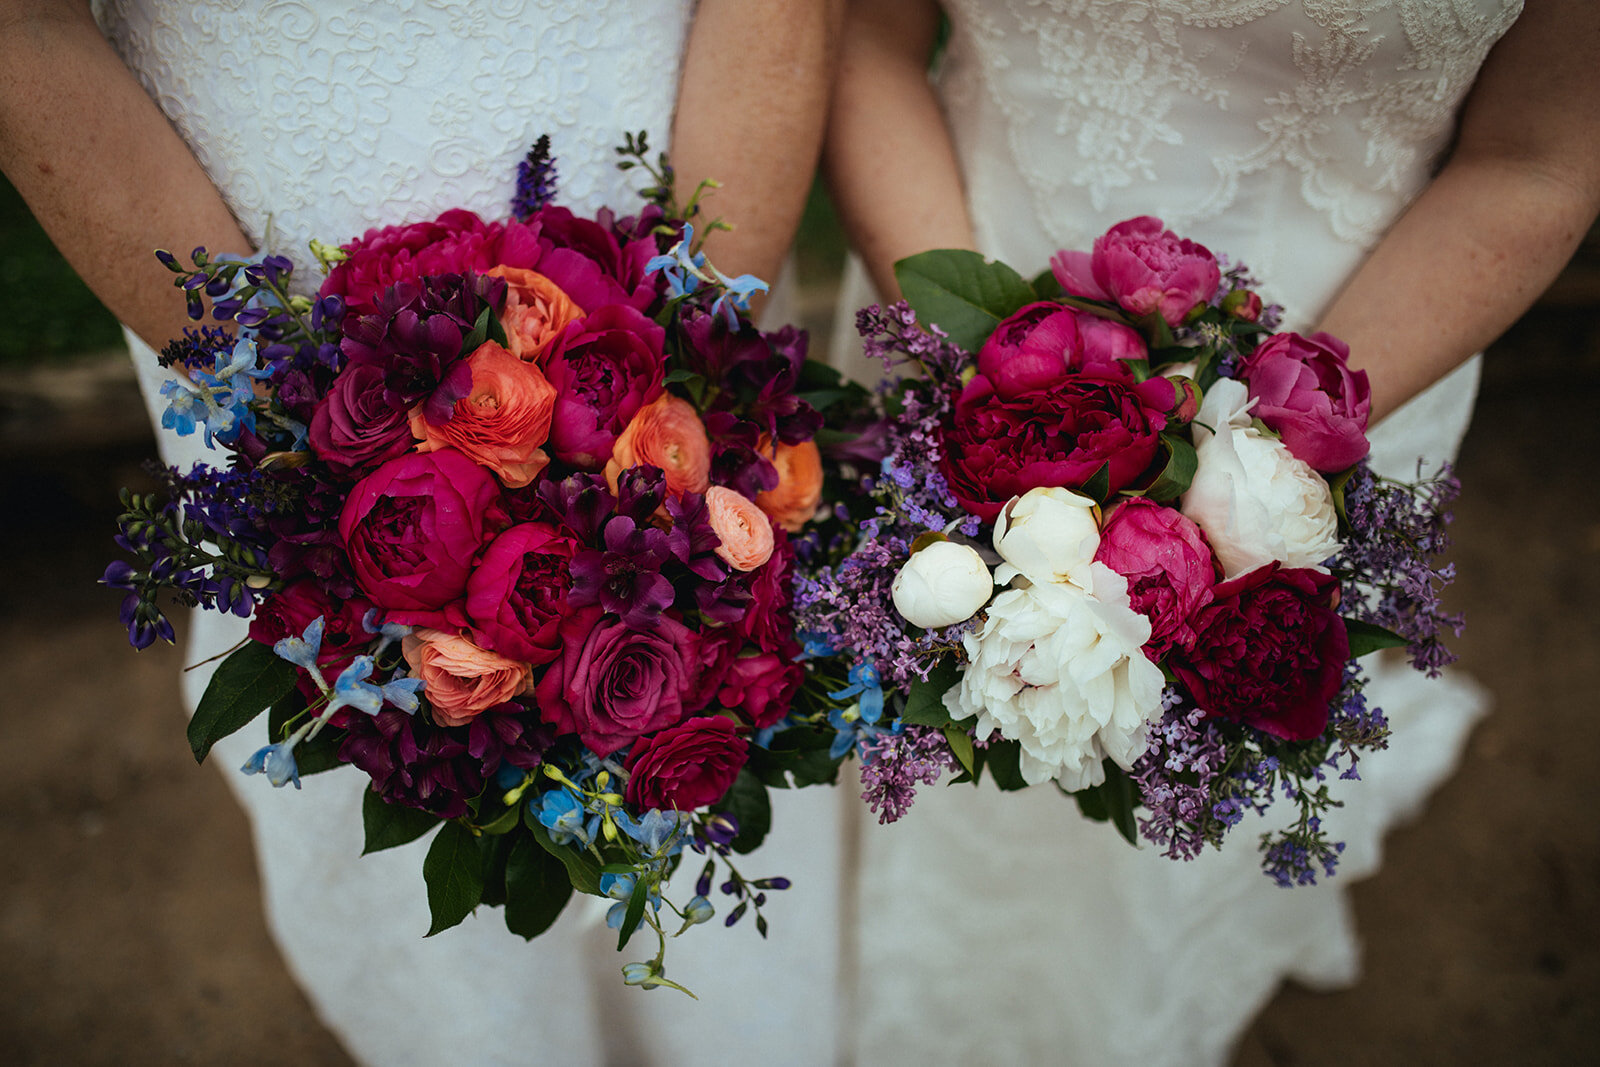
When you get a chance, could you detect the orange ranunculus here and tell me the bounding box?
[603,394,711,498]
[706,486,776,571]
[488,265,584,364]
[401,628,532,727]
[409,340,556,488]
[753,438,823,533]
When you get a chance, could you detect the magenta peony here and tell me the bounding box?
[1238,331,1371,472]
[1094,497,1217,658]
[1051,216,1221,326]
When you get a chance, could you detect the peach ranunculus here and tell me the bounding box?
[603,394,711,498]
[487,265,584,364]
[401,628,533,727]
[409,340,557,488]
[753,438,823,533]
[706,486,776,571]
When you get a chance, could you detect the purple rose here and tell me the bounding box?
[1094,498,1216,658]
[1051,216,1221,326]
[338,449,505,623]
[465,522,578,665]
[940,369,1177,523]
[1170,563,1348,741]
[1238,331,1371,472]
[543,304,666,468]
[309,361,416,477]
[533,605,702,756]
[978,302,1148,399]
[624,716,749,812]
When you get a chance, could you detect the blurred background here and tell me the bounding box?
[1,172,1596,1065]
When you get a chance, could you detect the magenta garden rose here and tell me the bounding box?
[307,360,416,477]
[1169,562,1348,742]
[338,448,506,623]
[542,303,667,468]
[624,715,750,812]
[940,368,1178,523]
[533,604,703,756]
[1094,497,1217,658]
[1051,215,1221,326]
[1238,331,1372,472]
[464,522,579,665]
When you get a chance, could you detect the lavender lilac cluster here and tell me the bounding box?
[857,724,959,824]
[1336,462,1465,676]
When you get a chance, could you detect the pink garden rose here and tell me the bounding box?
[464,522,578,665]
[1094,498,1217,658]
[624,716,749,812]
[940,369,1178,523]
[1051,216,1221,326]
[1238,331,1371,472]
[338,449,505,624]
[717,650,803,730]
[533,605,702,756]
[308,361,416,478]
[977,302,1148,398]
[1169,563,1348,742]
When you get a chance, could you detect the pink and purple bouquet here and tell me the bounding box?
[797,217,1463,884]
[105,136,861,990]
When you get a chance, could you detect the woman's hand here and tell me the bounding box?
[0,0,253,350]
[1317,0,1600,423]
[823,0,976,300]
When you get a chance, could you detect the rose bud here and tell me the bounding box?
[992,486,1101,589]
[1221,288,1263,322]
[891,539,994,629]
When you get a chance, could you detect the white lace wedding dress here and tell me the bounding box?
[830,1,1520,1064]
[98,3,845,1064]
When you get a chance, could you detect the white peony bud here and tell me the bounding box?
[1180,378,1340,578]
[992,486,1101,589]
[891,539,994,629]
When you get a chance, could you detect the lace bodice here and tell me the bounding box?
[940,0,1522,321]
[93,0,693,263]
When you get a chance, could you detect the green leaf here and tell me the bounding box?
[503,834,573,940]
[474,799,522,837]
[1100,762,1140,846]
[712,769,772,854]
[1030,267,1063,301]
[894,249,1036,352]
[526,818,602,896]
[1328,465,1358,527]
[1345,618,1408,658]
[616,876,649,951]
[662,367,702,386]
[1141,433,1198,502]
[1078,461,1112,506]
[362,789,443,855]
[422,822,485,936]
[901,659,960,727]
[187,642,298,763]
[942,724,976,779]
[984,739,1029,792]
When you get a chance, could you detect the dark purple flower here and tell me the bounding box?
[568,515,676,628]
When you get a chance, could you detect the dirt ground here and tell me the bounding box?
[1,290,1596,1065]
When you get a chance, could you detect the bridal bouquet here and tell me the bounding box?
[104,136,860,990]
[798,217,1463,885]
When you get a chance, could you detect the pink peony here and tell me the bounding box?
[542,303,666,469]
[977,302,1148,399]
[1094,498,1217,658]
[1052,216,1221,326]
[1238,331,1371,472]
[464,522,578,665]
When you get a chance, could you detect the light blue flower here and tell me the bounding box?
[272,615,326,672]
[325,656,386,717]
[241,739,301,789]
[361,610,413,659]
[537,788,595,848]
[646,223,709,299]
[682,895,715,926]
[614,809,685,857]
[708,269,769,328]
[379,672,425,715]
[829,662,884,725]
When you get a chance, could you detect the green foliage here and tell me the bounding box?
[1068,761,1140,846]
[525,816,602,896]
[0,174,123,365]
[267,691,341,776]
[422,821,485,936]
[712,769,772,854]
[361,789,441,855]
[1344,618,1409,657]
[503,835,574,940]
[186,642,298,763]
[1140,433,1199,502]
[901,659,960,727]
[894,249,1036,352]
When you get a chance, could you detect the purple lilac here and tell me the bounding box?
[853,302,972,387]
[857,725,958,824]
[1130,691,1230,860]
[1335,462,1464,676]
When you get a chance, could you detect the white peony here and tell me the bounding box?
[1180,378,1340,578]
[891,539,994,629]
[943,562,1166,790]
[992,486,1101,589]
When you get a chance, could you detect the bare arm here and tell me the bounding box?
[0,1,252,351]
[671,0,844,295]
[823,0,974,300]
[1318,0,1600,423]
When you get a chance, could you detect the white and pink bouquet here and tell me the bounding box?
[105,136,862,990]
[797,217,1462,884]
